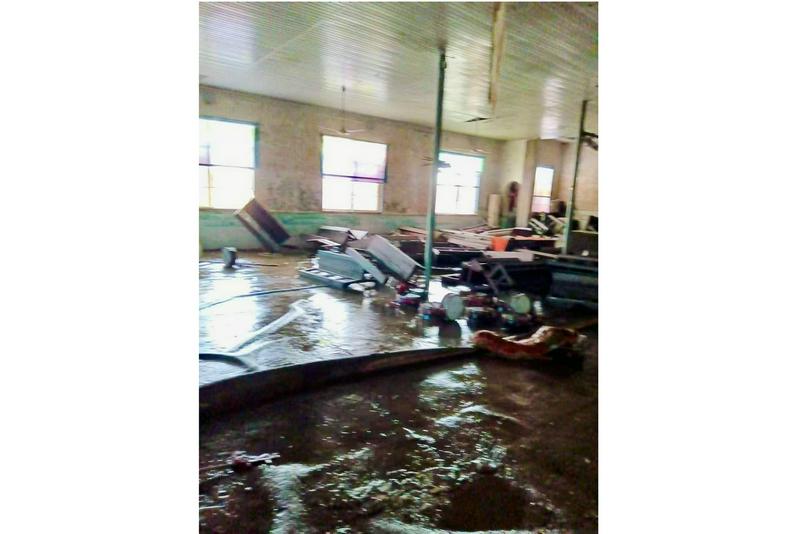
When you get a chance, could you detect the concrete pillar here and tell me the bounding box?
[516,139,537,227]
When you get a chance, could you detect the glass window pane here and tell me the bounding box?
[455,186,478,215]
[532,196,551,213]
[200,118,256,168]
[533,166,554,197]
[439,152,483,188]
[435,184,459,214]
[322,136,387,180]
[198,166,209,187]
[199,167,210,207]
[199,118,211,146]
[352,181,380,211]
[435,167,459,186]
[208,167,253,209]
[322,175,353,210]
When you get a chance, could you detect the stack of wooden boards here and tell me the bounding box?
[440,229,493,250]
[439,227,557,252]
[392,224,558,254]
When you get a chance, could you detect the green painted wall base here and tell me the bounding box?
[199,209,483,250]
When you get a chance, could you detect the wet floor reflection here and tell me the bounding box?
[200,252,477,385]
[199,252,597,531]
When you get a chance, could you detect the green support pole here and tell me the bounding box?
[423,50,447,294]
[563,99,588,255]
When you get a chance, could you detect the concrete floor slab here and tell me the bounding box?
[199,251,598,531]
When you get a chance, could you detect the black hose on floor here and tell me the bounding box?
[199,353,260,372]
[201,259,280,267]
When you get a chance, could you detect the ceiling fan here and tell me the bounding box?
[421,155,451,168]
[560,131,599,150]
[464,115,511,154]
[321,85,367,136]
[420,115,503,166]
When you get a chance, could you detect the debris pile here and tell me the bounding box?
[296,220,598,310]
[299,226,421,292]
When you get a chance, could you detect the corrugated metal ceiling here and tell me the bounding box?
[200,2,597,140]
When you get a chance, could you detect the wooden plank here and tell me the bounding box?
[445,233,491,250]
[397,226,428,235]
[234,199,290,251]
[445,239,487,250]
[317,225,351,245]
[484,250,536,262]
[367,235,419,281]
[531,251,560,259]
[487,194,501,227]
[298,268,359,289]
[345,248,388,285]
[349,229,369,240]
[306,236,340,248]
[235,211,278,251]
[346,236,374,249]
[317,250,365,279]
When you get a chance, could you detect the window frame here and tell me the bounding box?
[199,116,259,210]
[319,134,386,213]
[531,164,555,214]
[434,150,484,216]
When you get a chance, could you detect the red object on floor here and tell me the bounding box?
[491,236,511,251]
[473,327,581,361]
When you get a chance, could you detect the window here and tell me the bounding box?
[199,118,257,209]
[435,152,483,215]
[532,166,555,213]
[321,135,386,211]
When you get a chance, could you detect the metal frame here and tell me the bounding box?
[423,50,447,294]
[563,99,597,253]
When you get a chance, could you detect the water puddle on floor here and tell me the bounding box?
[200,353,597,532]
[199,253,598,531]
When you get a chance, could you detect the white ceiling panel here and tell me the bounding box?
[199,2,598,140]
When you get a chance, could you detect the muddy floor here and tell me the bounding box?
[199,252,481,385]
[200,336,597,532]
[199,251,593,385]
[199,251,597,532]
